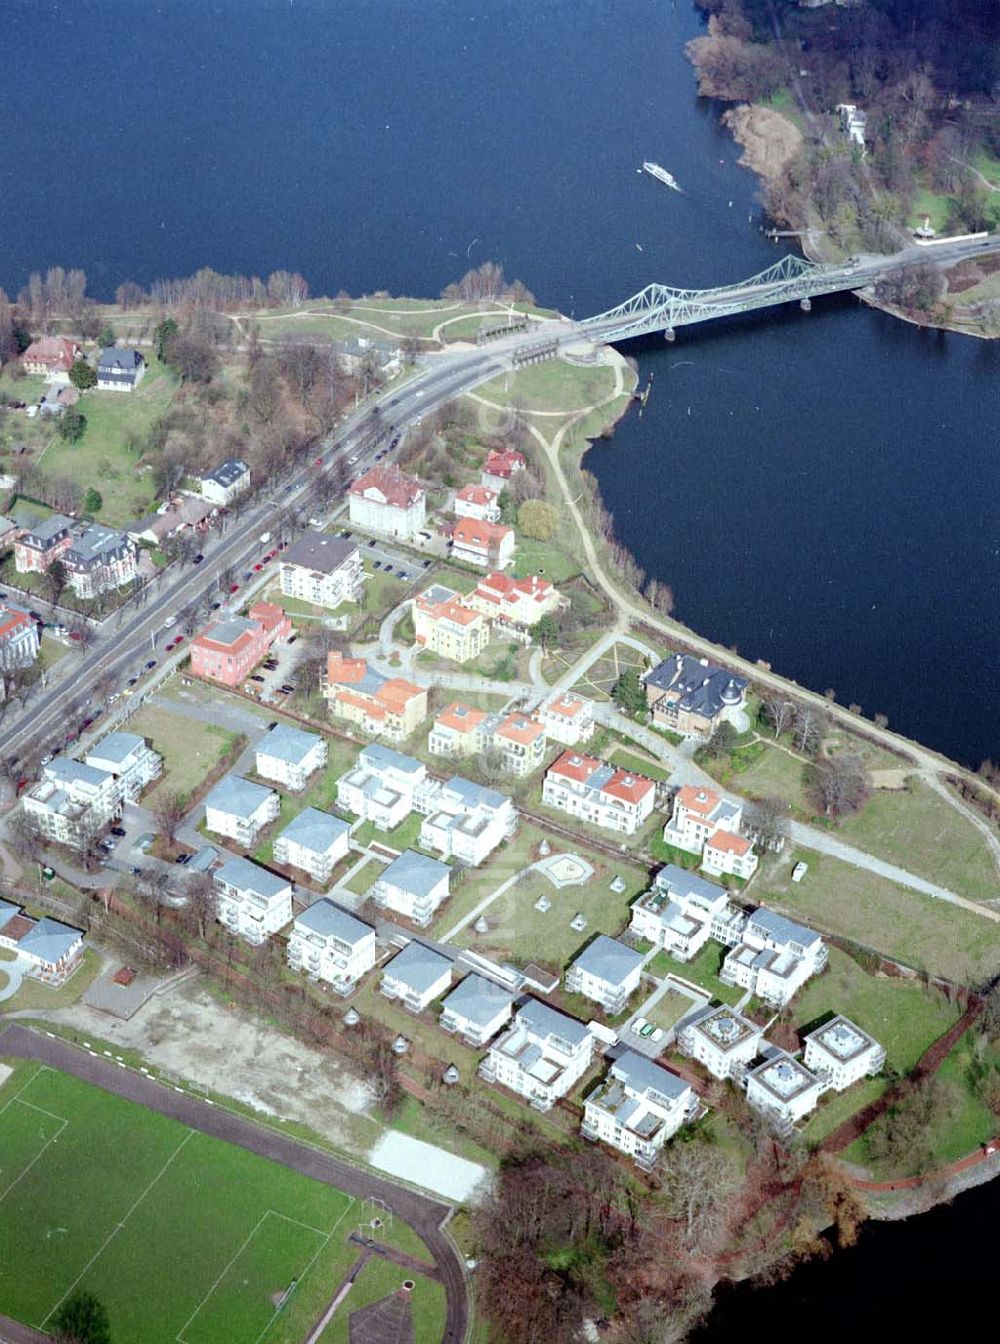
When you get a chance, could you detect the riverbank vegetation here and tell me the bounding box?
[687,0,1000,333]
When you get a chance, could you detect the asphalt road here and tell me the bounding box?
[0,1024,470,1344]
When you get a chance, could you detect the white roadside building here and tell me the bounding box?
[84,732,162,803]
[272,808,351,883]
[203,776,280,846]
[439,974,514,1047]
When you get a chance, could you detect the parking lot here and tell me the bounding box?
[334,527,432,584]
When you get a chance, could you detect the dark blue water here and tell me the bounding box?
[1,0,997,769]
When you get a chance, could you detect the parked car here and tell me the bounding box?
[397,571,409,581]
[145,659,157,670]
[229,584,239,593]
[127,676,138,687]
[249,674,265,683]
[81,716,95,729]
[267,549,278,559]
[193,553,205,564]
[253,563,263,572]
[368,539,377,548]
[383,565,393,574]
[163,616,177,628]
[279,682,296,693]
[110,826,126,838]
[373,560,382,569]
[211,601,222,610]
[266,721,278,730]
[287,635,297,644]
[174,853,192,865]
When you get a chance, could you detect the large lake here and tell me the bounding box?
[3,0,1000,1326]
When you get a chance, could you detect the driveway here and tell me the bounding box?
[0,952,28,1003]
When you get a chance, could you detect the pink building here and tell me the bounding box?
[190,600,291,687]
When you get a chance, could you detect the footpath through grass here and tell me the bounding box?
[0,1064,436,1344]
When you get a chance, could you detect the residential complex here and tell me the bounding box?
[84,732,162,802]
[440,974,514,1046]
[803,1017,885,1092]
[190,601,291,687]
[23,758,123,847]
[214,857,293,944]
[348,464,425,540]
[419,776,516,866]
[719,908,827,1007]
[322,653,426,741]
[643,654,748,740]
[480,998,594,1111]
[381,941,453,1012]
[466,571,563,636]
[413,585,490,663]
[13,516,138,597]
[745,1052,824,1134]
[564,935,644,1014]
[287,900,375,992]
[0,900,84,983]
[199,458,251,507]
[203,775,280,846]
[428,702,488,759]
[254,724,327,791]
[96,347,145,391]
[430,703,545,777]
[454,484,500,522]
[663,785,759,881]
[677,1005,763,1080]
[273,808,350,883]
[629,865,735,962]
[582,1051,697,1169]
[543,751,657,836]
[369,849,451,926]
[279,532,362,609]
[538,692,595,745]
[336,744,430,830]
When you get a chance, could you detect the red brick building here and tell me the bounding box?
[190,601,291,687]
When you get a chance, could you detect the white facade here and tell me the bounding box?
[629,865,735,963]
[287,899,375,992]
[538,692,596,745]
[214,857,293,945]
[273,808,351,883]
[203,776,281,846]
[348,466,426,540]
[720,909,827,1007]
[0,606,40,670]
[542,751,656,837]
[439,974,514,1046]
[480,998,594,1111]
[22,758,122,848]
[745,1051,823,1133]
[200,459,251,507]
[370,849,451,927]
[418,776,516,867]
[254,725,328,791]
[677,1005,763,1080]
[380,940,453,1012]
[803,1016,886,1092]
[279,532,362,609]
[662,786,759,881]
[582,1050,697,1168]
[84,732,162,803]
[454,484,500,523]
[336,744,428,832]
[564,935,644,1014]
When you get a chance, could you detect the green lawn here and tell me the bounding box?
[37,365,180,525]
[0,1064,372,1344]
[802,1078,887,1146]
[318,1249,446,1344]
[608,748,670,783]
[570,641,650,703]
[126,705,244,810]
[352,811,424,854]
[835,781,1000,904]
[343,856,387,897]
[473,359,618,414]
[0,948,102,1015]
[447,824,650,968]
[644,988,692,1033]
[762,849,1000,987]
[646,942,743,1006]
[731,741,811,812]
[512,538,581,584]
[791,947,961,1075]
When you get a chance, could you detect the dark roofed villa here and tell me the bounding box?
[643,653,748,740]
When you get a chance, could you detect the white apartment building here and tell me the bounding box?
[200,458,251,507]
[538,692,596,745]
[419,776,516,867]
[439,974,514,1046]
[22,758,122,848]
[582,1050,698,1169]
[542,751,656,837]
[466,571,564,636]
[203,775,281,846]
[677,1005,763,1080]
[287,899,375,993]
[803,1016,886,1092]
[564,934,644,1014]
[336,744,430,831]
[745,1051,824,1134]
[480,998,594,1111]
[380,940,453,1012]
[273,808,351,883]
[428,704,545,777]
[454,484,500,523]
[369,849,451,927]
[214,857,293,944]
[348,465,426,540]
[254,724,328,791]
[428,702,488,759]
[720,909,827,1008]
[629,864,736,963]
[84,732,162,803]
[663,786,758,881]
[413,584,490,664]
[279,532,362,609]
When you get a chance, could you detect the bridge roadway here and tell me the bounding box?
[4,230,998,765]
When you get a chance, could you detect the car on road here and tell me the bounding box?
[283,483,293,494]
[163,616,177,628]
[397,571,409,581]
[373,560,382,569]
[253,563,263,572]
[421,559,432,568]
[110,826,126,838]
[126,676,138,687]
[211,601,222,610]
[267,549,278,559]
[313,456,324,466]
[266,721,278,730]
[81,716,95,730]
[229,583,239,593]
[145,659,157,670]
[193,553,204,564]
[287,635,297,644]
[367,539,377,548]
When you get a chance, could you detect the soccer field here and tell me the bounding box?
[0,1064,441,1344]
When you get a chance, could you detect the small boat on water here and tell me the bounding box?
[641,161,682,192]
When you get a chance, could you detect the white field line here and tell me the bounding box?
[177,1196,355,1344]
[0,1102,68,1203]
[40,1129,195,1329]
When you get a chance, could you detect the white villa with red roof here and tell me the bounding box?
[454,483,500,523]
[542,750,657,836]
[663,785,759,881]
[480,449,526,493]
[538,692,596,745]
[451,517,515,570]
[349,464,426,540]
[0,604,40,670]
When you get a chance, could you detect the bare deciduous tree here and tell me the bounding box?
[806,752,871,818]
[658,1139,739,1249]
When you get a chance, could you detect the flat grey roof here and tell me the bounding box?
[282,531,357,574]
[358,743,424,776]
[613,1049,691,1103]
[749,908,821,950]
[517,997,591,1048]
[258,723,323,767]
[87,731,146,766]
